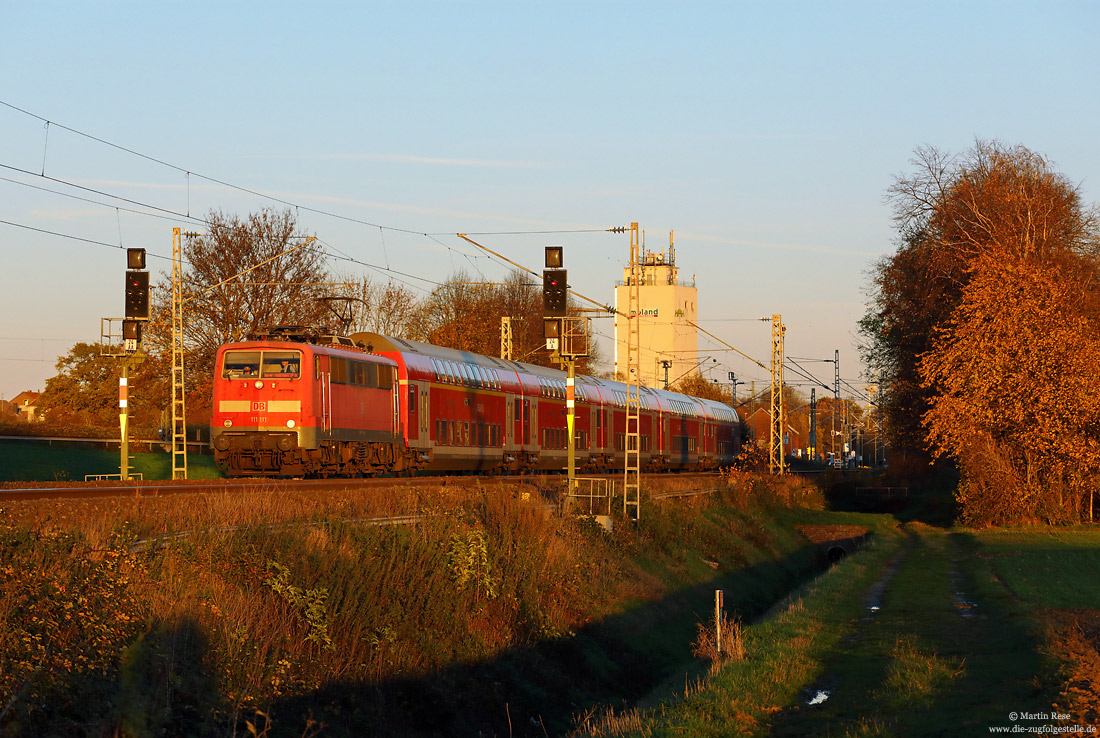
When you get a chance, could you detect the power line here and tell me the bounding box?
[0,217,169,258]
[319,239,442,293]
[0,161,204,225]
[0,172,201,227]
[1,98,612,239]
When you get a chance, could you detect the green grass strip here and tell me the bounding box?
[584,522,1066,737]
[577,523,904,736]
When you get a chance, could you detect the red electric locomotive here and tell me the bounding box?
[210,327,425,477]
[209,327,741,478]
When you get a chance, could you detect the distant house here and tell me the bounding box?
[9,391,41,422]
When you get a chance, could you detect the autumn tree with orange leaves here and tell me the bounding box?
[861,140,1100,525]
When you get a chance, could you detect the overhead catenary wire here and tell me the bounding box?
[2,100,869,396]
[0,217,172,260]
[1,100,618,320]
[0,98,614,240]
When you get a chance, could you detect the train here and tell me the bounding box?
[209,326,742,478]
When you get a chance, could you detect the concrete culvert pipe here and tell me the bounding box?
[827,546,848,563]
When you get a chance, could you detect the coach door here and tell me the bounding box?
[589,404,597,453]
[505,396,514,446]
[419,385,429,443]
[529,400,537,449]
[405,383,418,441]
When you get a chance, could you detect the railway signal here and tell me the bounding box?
[543,246,567,317]
[122,319,142,344]
[124,249,150,321]
[544,245,563,268]
[543,268,567,317]
[126,247,146,269]
[543,316,561,352]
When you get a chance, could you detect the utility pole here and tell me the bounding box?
[542,246,588,501]
[809,387,817,461]
[769,315,786,475]
[624,223,641,520]
[115,247,150,480]
[866,372,878,468]
[833,349,840,468]
[728,371,742,402]
[171,228,189,480]
[500,316,513,360]
[661,359,672,390]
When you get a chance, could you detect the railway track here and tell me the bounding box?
[0,471,726,502]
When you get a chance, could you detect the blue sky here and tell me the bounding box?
[2,0,1097,401]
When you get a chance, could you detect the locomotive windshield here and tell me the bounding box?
[222,350,301,379]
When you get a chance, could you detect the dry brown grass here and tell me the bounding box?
[2,470,833,735]
[1045,609,1100,727]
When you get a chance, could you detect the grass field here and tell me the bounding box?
[968,528,1100,608]
[0,441,223,482]
[585,523,1100,737]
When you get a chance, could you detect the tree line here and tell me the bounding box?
[33,209,601,433]
[860,140,1100,526]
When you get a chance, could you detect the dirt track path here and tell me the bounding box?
[769,523,1048,737]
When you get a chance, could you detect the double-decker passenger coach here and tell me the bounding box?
[210,327,741,478]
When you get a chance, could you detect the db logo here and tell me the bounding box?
[251,401,267,412]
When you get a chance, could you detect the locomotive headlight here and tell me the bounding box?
[286,419,296,428]
[255,380,264,389]
[224,419,233,428]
